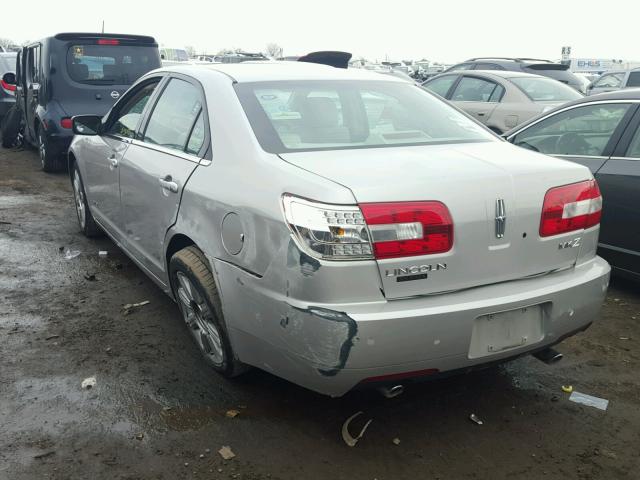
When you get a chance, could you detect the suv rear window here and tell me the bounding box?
[67,44,160,85]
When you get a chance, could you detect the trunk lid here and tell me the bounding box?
[281,141,594,298]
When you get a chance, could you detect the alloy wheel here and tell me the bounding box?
[72,170,86,229]
[175,271,225,366]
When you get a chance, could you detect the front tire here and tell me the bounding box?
[71,163,101,237]
[170,246,248,378]
[39,128,65,172]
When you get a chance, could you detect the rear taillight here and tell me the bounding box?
[540,180,602,237]
[360,202,453,259]
[1,79,16,94]
[98,39,120,45]
[60,118,73,129]
[282,194,373,260]
[282,195,453,261]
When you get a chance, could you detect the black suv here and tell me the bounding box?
[5,33,160,171]
[443,57,584,93]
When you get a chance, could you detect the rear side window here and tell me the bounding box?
[627,72,640,87]
[509,77,582,102]
[423,75,457,98]
[143,78,203,153]
[474,63,505,70]
[451,76,503,102]
[67,44,160,85]
[512,103,630,156]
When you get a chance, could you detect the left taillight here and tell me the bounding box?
[282,194,373,261]
[282,195,454,261]
[540,179,602,237]
[60,117,73,129]
[360,201,453,259]
[1,79,16,95]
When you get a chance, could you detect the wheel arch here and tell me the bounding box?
[165,233,197,296]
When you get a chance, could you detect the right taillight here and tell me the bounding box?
[540,179,602,237]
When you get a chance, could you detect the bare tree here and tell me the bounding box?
[184,45,196,58]
[0,38,16,50]
[265,43,283,59]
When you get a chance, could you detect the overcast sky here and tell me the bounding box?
[3,0,638,63]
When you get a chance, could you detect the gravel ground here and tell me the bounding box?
[1,145,639,480]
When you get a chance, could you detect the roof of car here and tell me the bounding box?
[157,61,407,83]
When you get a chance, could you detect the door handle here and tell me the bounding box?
[159,175,179,193]
[477,112,486,116]
[108,154,118,169]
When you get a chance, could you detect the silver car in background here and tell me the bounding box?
[68,62,610,397]
[423,70,583,134]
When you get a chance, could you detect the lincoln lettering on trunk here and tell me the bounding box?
[385,263,447,278]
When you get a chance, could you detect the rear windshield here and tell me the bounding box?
[0,54,17,74]
[235,80,494,153]
[508,77,582,102]
[67,44,160,85]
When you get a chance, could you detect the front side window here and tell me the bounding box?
[513,103,630,156]
[593,73,624,89]
[143,78,203,152]
[423,75,457,98]
[235,80,494,154]
[67,44,160,85]
[509,76,582,102]
[625,125,640,158]
[106,80,159,138]
[451,76,503,102]
[627,72,640,88]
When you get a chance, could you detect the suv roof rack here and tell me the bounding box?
[466,57,554,63]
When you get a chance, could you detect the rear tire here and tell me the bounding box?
[1,106,21,148]
[170,246,248,378]
[71,163,101,237]
[39,128,65,172]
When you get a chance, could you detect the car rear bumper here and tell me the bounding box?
[222,256,610,397]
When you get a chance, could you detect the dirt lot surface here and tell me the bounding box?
[1,145,639,480]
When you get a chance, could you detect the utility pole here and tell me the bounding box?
[101,20,105,34]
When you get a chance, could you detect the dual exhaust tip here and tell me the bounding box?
[376,348,563,398]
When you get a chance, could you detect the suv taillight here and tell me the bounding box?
[360,202,453,259]
[540,180,602,237]
[282,195,453,261]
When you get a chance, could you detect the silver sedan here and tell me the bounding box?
[68,62,609,396]
[423,70,583,134]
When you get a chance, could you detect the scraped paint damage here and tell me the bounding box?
[284,306,358,376]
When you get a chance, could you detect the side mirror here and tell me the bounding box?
[2,71,16,86]
[72,115,102,136]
